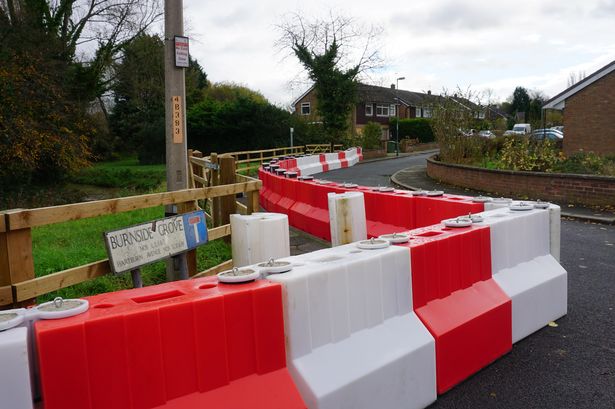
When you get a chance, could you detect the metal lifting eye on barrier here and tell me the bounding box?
[53,297,64,309]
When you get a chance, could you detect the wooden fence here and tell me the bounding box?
[0,145,341,307]
[0,160,261,307]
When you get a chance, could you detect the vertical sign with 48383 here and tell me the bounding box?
[172,95,183,143]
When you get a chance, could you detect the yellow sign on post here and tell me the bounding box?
[172,95,183,143]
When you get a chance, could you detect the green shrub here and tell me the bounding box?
[497,136,561,172]
[390,118,434,143]
[553,152,615,175]
[361,122,382,149]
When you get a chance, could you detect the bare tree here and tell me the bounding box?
[276,12,384,77]
[567,70,587,87]
[276,11,384,145]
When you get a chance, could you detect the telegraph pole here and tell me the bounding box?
[164,0,188,281]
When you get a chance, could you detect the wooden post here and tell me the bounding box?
[218,156,236,231]
[0,212,35,307]
[210,153,220,227]
[191,150,203,188]
[246,190,260,215]
[177,200,198,276]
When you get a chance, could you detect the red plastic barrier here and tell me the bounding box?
[289,179,316,232]
[361,190,415,237]
[395,224,512,394]
[318,154,330,172]
[278,177,298,224]
[36,278,306,409]
[338,151,349,168]
[414,196,484,227]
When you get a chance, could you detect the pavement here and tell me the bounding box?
[304,152,615,408]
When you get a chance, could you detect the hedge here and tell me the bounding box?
[390,118,434,143]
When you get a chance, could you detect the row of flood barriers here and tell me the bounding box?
[0,152,567,409]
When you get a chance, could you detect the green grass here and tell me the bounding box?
[33,206,232,302]
[70,157,166,190]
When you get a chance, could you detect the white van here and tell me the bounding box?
[511,123,532,135]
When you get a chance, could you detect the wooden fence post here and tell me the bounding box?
[218,156,236,232]
[210,153,220,226]
[0,212,35,307]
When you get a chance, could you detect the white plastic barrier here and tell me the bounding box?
[296,155,324,176]
[266,244,437,409]
[327,192,367,247]
[324,152,342,170]
[344,148,360,166]
[483,200,561,261]
[0,326,33,409]
[231,212,290,267]
[0,309,33,409]
[480,206,567,343]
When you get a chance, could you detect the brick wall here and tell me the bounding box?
[564,71,615,156]
[426,157,615,207]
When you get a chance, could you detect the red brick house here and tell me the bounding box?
[293,83,440,140]
[543,59,615,156]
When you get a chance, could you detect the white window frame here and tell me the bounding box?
[416,107,422,118]
[389,104,396,117]
[300,102,311,115]
[365,103,373,116]
[423,107,432,118]
[376,104,389,117]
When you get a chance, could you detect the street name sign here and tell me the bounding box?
[103,210,208,273]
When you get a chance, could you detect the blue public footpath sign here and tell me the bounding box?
[103,210,208,274]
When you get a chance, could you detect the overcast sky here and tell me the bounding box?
[183,0,615,107]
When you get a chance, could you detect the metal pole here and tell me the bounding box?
[164,0,188,281]
[395,77,405,157]
[290,127,294,147]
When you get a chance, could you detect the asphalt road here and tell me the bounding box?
[317,154,615,409]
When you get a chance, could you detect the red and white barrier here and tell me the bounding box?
[259,168,482,240]
[393,223,512,394]
[266,244,437,409]
[480,205,567,343]
[271,148,362,176]
[34,278,306,409]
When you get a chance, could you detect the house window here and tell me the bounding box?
[389,104,396,117]
[365,103,373,116]
[301,102,311,115]
[423,107,432,118]
[478,111,485,119]
[376,104,389,117]
[416,107,422,118]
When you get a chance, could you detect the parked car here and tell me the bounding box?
[551,126,564,133]
[478,130,496,139]
[531,128,563,141]
[503,130,517,136]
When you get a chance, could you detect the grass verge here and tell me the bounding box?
[70,157,166,190]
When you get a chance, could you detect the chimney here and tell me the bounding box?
[390,84,395,89]
[427,90,431,95]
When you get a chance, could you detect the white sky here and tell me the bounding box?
[183,0,615,107]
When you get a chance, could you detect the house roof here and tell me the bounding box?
[356,83,439,107]
[543,58,615,110]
